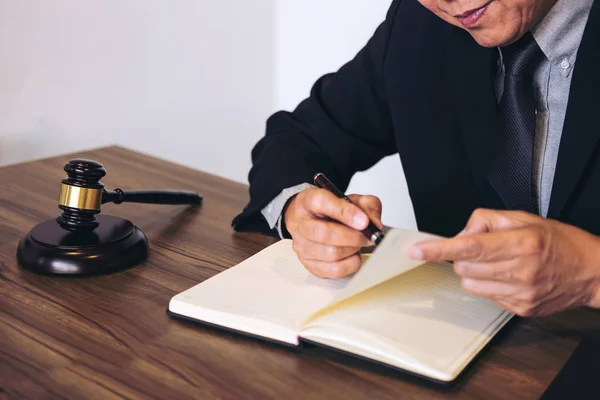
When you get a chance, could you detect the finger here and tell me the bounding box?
[349,194,383,229]
[493,299,542,317]
[456,210,493,237]
[301,189,369,230]
[299,253,363,279]
[294,238,361,263]
[457,208,510,237]
[453,259,529,283]
[408,227,544,263]
[461,278,525,299]
[457,208,538,237]
[493,299,523,314]
[297,218,371,247]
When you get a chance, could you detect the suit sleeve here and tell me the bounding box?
[232,0,403,234]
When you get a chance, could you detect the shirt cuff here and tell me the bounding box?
[261,183,316,239]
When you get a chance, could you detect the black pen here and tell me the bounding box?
[313,172,385,246]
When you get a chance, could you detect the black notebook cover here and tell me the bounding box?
[166,308,300,349]
[166,307,515,386]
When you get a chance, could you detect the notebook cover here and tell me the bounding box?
[166,307,444,383]
[167,308,517,385]
[298,337,455,385]
[166,308,301,349]
[299,314,518,385]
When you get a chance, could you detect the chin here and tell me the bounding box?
[468,28,521,48]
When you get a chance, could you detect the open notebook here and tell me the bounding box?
[168,229,513,383]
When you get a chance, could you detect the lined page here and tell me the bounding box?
[301,262,512,381]
[169,240,350,345]
[305,228,444,322]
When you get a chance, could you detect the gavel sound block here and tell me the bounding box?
[16,159,202,276]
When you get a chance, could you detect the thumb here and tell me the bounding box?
[349,194,383,229]
[457,208,531,237]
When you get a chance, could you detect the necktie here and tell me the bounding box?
[488,33,544,214]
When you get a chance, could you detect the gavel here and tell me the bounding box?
[17,159,202,276]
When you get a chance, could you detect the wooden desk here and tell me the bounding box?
[2,146,600,399]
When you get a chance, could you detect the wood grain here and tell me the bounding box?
[1,146,600,399]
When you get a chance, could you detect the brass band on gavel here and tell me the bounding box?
[58,183,102,211]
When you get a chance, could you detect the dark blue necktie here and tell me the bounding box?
[488,33,544,214]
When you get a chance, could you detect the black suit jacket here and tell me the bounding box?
[232,0,600,239]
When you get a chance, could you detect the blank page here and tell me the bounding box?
[326,229,443,308]
[168,240,350,345]
[300,262,513,381]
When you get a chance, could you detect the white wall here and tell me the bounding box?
[0,0,275,184]
[275,1,416,229]
[0,0,415,229]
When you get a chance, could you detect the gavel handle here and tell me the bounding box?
[102,189,202,205]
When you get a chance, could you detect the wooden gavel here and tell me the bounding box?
[17,159,202,276]
[56,159,202,231]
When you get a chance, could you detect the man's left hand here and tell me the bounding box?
[408,209,600,317]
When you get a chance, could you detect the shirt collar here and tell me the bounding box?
[531,0,594,72]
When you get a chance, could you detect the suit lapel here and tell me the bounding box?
[547,1,600,219]
[447,28,498,185]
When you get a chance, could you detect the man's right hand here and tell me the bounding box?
[283,188,383,279]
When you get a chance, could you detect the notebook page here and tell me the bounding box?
[305,228,444,322]
[300,262,513,381]
[168,240,350,345]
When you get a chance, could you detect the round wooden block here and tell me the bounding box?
[16,214,149,276]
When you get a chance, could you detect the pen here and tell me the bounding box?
[313,172,385,246]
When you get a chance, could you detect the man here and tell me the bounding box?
[232,0,600,318]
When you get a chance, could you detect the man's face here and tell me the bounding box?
[418,0,558,47]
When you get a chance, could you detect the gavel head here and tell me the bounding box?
[56,159,106,231]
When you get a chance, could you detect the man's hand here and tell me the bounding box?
[284,188,383,279]
[408,209,600,317]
